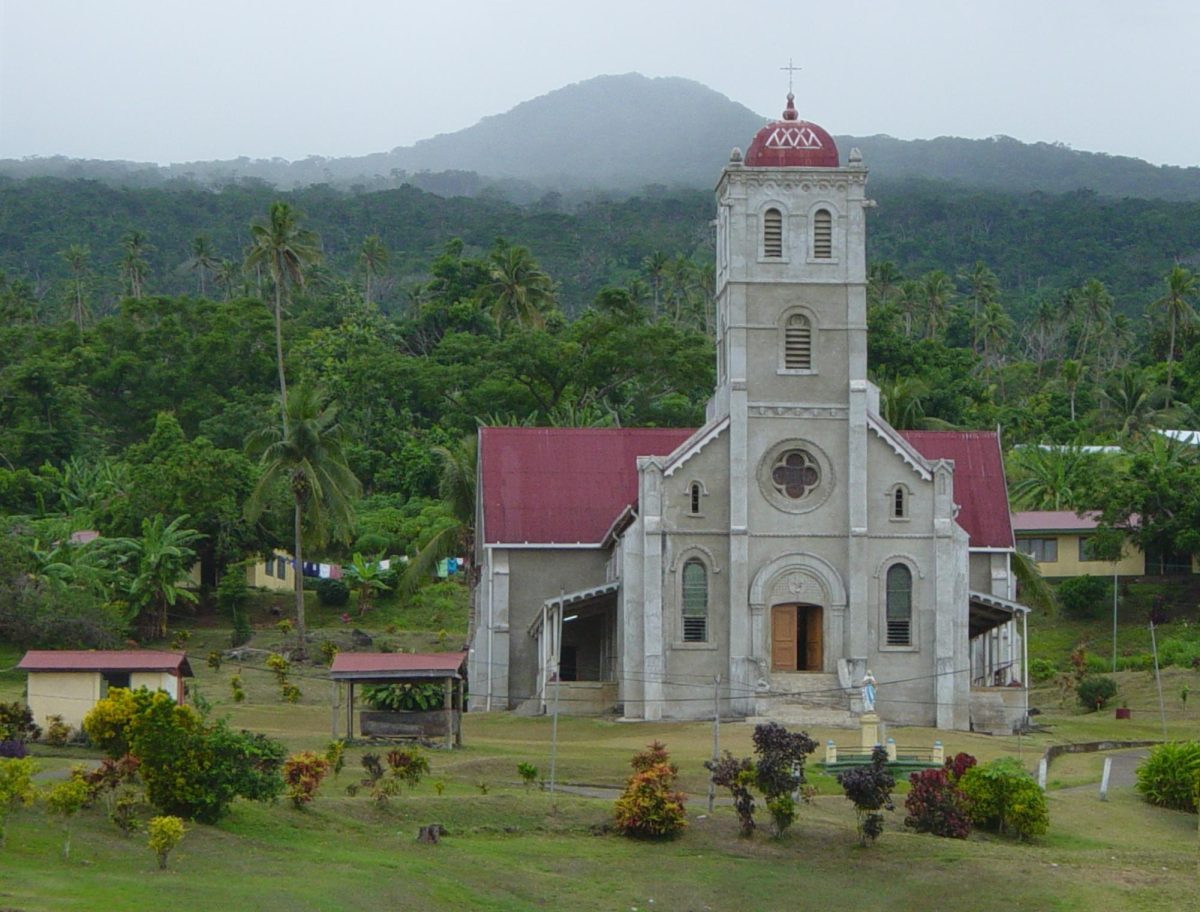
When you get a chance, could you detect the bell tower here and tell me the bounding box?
[711,92,874,714]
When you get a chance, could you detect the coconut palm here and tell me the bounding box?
[1152,265,1197,404]
[1007,445,1094,511]
[958,261,999,352]
[398,435,476,595]
[1073,279,1113,366]
[59,244,90,330]
[484,245,556,332]
[245,385,361,654]
[244,202,322,430]
[180,235,221,297]
[214,259,243,301]
[119,231,152,299]
[920,270,956,339]
[867,260,903,311]
[642,250,669,315]
[1098,368,1195,440]
[358,234,389,307]
[1060,359,1084,422]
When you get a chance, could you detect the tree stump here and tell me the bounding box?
[417,824,445,844]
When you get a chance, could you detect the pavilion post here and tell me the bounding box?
[444,677,453,750]
[330,679,339,739]
[455,678,463,747]
[346,681,354,740]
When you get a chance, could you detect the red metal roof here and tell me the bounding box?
[744,94,839,168]
[480,427,695,544]
[18,650,193,676]
[1011,510,1121,532]
[900,431,1015,549]
[329,651,467,679]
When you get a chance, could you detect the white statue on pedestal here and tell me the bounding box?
[861,670,877,713]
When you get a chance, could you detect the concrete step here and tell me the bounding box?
[747,705,858,729]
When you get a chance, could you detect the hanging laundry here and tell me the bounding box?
[318,564,331,579]
[436,558,450,578]
[447,557,459,574]
[329,564,343,579]
[379,559,391,571]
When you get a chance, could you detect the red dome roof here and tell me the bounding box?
[744,93,839,168]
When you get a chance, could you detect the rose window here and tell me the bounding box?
[771,449,820,499]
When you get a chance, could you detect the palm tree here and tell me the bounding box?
[1152,265,1197,404]
[867,260,902,311]
[958,261,999,351]
[399,435,476,595]
[973,300,1013,377]
[894,280,922,338]
[244,203,322,430]
[642,251,669,315]
[59,244,90,330]
[920,270,955,339]
[1073,279,1113,366]
[245,385,361,654]
[1007,445,1093,510]
[358,235,389,307]
[119,231,152,299]
[1099,368,1194,440]
[1060,359,1083,422]
[180,235,221,297]
[214,259,242,301]
[484,245,556,332]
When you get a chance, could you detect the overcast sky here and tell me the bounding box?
[1,0,1196,167]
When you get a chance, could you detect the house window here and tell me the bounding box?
[265,559,274,578]
[276,556,288,579]
[783,313,812,370]
[689,482,702,515]
[1078,536,1099,562]
[102,672,131,696]
[813,209,833,259]
[1017,537,1058,563]
[763,208,783,258]
[890,485,908,519]
[771,449,820,500]
[885,564,912,646]
[681,559,708,642]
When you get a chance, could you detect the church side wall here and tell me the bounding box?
[505,549,610,709]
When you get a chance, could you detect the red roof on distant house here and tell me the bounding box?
[1011,510,1111,532]
[18,650,193,676]
[329,651,467,680]
[901,430,1015,549]
[479,427,695,545]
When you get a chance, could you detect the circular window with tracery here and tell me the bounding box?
[757,439,834,514]
[771,449,820,499]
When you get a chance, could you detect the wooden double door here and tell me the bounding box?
[771,603,823,672]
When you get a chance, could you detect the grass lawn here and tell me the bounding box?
[2,601,1198,911]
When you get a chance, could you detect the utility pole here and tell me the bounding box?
[708,674,721,814]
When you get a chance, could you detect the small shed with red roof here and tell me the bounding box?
[329,651,467,748]
[18,650,193,731]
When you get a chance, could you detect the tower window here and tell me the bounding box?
[689,482,702,515]
[681,559,708,642]
[763,208,783,258]
[813,209,833,259]
[784,313,812,370]
[886,564,912,646]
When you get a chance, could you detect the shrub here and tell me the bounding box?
[362,682,445,712]
[387,748,430,791]
[83,688,285,823]
[1029,658,1058,682]
[0,756,38,847]
[1135,741,1200,813]
[904,768,972,838]
[0,741,28,759]
[1076,675,1119,710]
[43,715,72,746]
[959,757,1048,839]
[230,674,246,703]
[705,751,757,836]
[316,578,350,607]
[147,815,185,869]
[325,740,346,779]
[43,778,89,860]
[517,762,539,789]
[1056,574,1112,620]
[283,751,332,807]
[206,651,222,671]
[751,722,817,836]
[79,754,142,835]
[319,640,339,666]
[836,746,895,845]
[614,742,687,839]
[0,702,40,742]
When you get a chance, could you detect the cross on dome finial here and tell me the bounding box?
[780,58,802,95]
[780,58,802,120]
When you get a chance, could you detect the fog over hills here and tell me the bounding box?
[4,73,1200,201]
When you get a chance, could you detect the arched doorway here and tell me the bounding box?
[770,603,823,672]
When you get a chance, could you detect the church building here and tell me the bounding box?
[467,94,1029,732]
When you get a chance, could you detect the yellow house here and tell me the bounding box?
[1012,511,1199,579]
[187,549,296,592]
[17,650,193,732]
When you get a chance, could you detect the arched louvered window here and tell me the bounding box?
[763,208,783,258]
[891,485,907,519]
[682,559,708,642]
[689,482,702,515]
[813,209,833,259]
[784,313,812,370]
[886,564,912,646]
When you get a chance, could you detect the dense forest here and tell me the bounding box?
[2,174,1200,652]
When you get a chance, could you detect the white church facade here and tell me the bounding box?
[467,95,1029,732]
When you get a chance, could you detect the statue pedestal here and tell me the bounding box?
[860,712,881,750]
